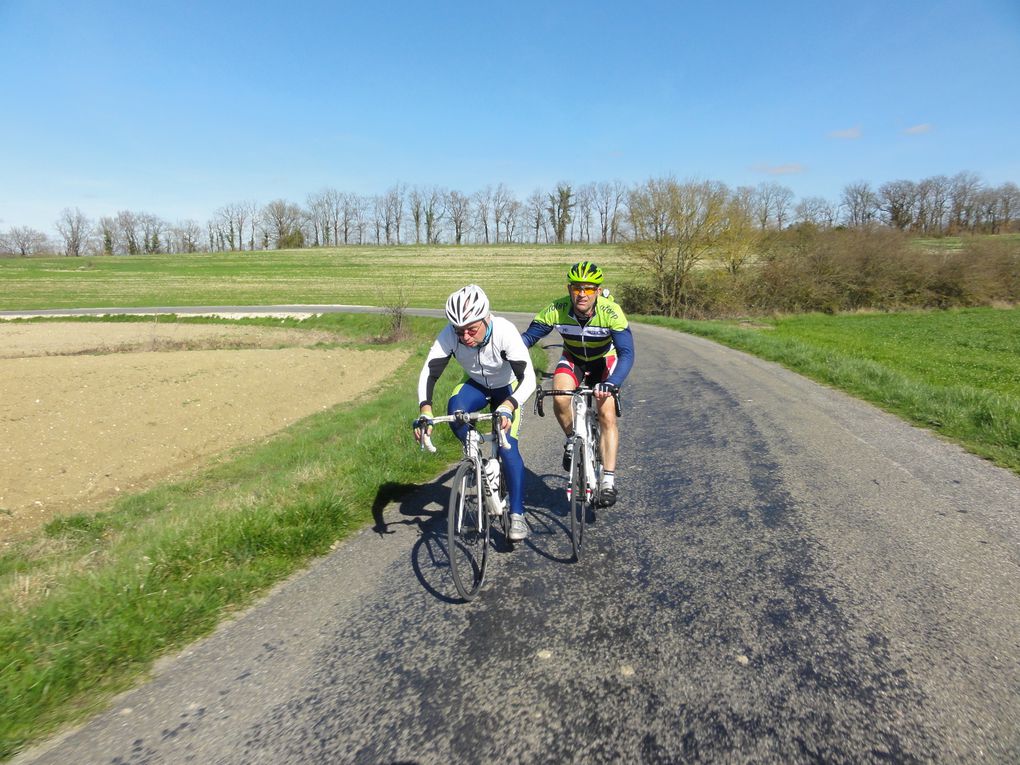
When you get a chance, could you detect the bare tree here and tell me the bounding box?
[261,199,304,248]
[244,201,260,250]
[213,203,247,250]
[473,186,492,244]
[447,190,472,245]
[840,181,879,228]
[526,189,546,243]
[794,196,838,228]
[55,207,93,257]
[385,184,406,244]
[231,203,251,250]
[6,226,50,256]
[424,187,446,244]
[320,188,342,247]
[116,210,142,254]
[502,198,521,243]
[408,187,425,244]
[351,194,369,244]
[916,175,950,233]
[491,183,515,244]
[948,171,983,233]
[594,180,626,243]
[139,213,166,254]
[974,187,1002,234]
[170,219,203,253]
[994,181,1020,233]
[305,191,331,247]
[751,182,794,229]
[371,195,385,245]
[342,193,362,245]
[751,182,776,229]
[97,216,117,255]
[877,180,919,230]
[773,185,794,229]
[574,183,595,243]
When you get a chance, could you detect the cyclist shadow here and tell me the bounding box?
[370,475,452,536]
[520,469,577,565]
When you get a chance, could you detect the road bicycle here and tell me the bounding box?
[415,411,511,601]
[535,386,621,561]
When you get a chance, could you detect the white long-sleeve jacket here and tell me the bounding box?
[417,315,536,410]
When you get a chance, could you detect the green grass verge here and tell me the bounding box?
[0,312,547,760]
[0,243,637,312]
[639,306,1020,473]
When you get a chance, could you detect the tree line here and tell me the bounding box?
[620,177,1020,319]
[1,172,1018,257]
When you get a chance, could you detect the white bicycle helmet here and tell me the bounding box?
[445,284,490,326]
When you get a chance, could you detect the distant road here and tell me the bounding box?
[11,309,1020,763]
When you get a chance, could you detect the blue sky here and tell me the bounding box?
[2,0,1019,234]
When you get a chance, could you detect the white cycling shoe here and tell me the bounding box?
[508,513,529,541]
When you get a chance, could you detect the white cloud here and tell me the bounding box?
[903,123,933,135]
[828,126,862,139]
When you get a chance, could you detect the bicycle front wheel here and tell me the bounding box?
[448,460,489,600]
[568,438,586,561]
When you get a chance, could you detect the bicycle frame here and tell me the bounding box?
[535,386,621,559]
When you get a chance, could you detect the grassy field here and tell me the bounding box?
[0,244,637,312]
[912,232,1020,252]
[640,307,1020,472]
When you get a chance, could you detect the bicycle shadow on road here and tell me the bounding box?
[371,468,465,604]
[520,468,577,565]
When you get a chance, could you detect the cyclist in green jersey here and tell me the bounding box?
[522,261,635,506]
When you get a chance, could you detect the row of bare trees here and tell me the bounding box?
[2,172,1017,256]
[840,173,1020,234]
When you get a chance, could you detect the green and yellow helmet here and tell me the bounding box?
[567,261,604,285]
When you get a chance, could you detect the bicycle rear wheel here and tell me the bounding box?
[568,437,586,561]
[448,460,489,600]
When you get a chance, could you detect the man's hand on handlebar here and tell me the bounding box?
[494,405,514,432]
[593,382,618,402]
[414,406,434,446]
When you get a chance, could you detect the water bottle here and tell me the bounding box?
[482,459,505,515]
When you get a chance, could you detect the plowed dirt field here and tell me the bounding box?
[0,322,408,542]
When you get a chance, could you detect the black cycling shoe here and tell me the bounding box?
[562,441,573,472]
[598,484,617,507]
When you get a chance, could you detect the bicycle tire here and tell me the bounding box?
[569,437,586,560]
[448,460,489,600]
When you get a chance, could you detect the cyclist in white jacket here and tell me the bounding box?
[415,285,537,541]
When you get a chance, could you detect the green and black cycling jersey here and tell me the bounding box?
[521,293,635,388]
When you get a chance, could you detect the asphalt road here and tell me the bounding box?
[11,309,1020,764]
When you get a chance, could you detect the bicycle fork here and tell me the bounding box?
[566,439,596,505]
[454,460,485,534]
